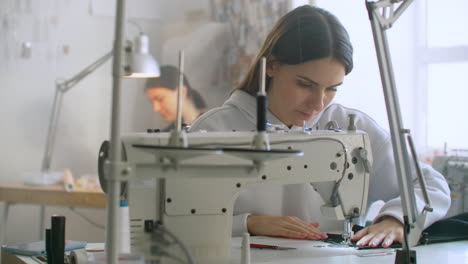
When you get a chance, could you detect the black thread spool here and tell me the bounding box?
[257,93,267,132]
[257,57,267,132]
[51,215,66,264]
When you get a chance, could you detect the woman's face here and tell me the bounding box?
[146,87,179,122]
[266,57,345,127]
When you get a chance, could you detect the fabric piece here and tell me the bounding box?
[419,212,468,244]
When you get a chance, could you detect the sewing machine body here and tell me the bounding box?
[120,130,372,263]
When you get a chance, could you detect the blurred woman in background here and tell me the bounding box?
[145,65,207,131]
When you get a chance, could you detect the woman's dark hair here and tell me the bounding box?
[234,5,353,95]
[145,65,207,110]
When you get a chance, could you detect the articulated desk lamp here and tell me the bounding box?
[28,22,160,186]
[366,0,433,263]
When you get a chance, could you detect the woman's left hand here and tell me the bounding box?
[351,216,404,248]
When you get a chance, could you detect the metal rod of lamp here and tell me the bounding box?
[106,0,126,262]
[176,50,185,132]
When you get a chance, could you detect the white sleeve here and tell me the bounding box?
[232,213,250,237]
[371,138,451,228]
[190,113,219,132]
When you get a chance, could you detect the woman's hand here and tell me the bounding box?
[247,215,328,240]
[351,216,404,248]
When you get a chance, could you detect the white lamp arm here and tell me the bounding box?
[41,51,113,174]
[60,51,113,92]
[370,0,414,29]
[366,0,433,263]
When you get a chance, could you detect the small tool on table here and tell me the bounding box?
[250,243,296,250]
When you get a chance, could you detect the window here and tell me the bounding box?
[415,0,468,150]
[427,62,468,149]
[427,1,468,48]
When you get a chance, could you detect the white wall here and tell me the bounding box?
[0,0,162,244]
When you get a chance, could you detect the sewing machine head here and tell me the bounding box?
[116,129,372,263]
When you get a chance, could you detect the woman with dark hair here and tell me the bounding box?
[190,6,450,248]
[145,65,207,130]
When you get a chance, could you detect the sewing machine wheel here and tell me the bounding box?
[98,140,128,198]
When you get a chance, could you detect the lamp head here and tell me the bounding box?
[125,33,160,78]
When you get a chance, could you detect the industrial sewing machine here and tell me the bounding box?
[433,153,468,217]
[114,126,372,263]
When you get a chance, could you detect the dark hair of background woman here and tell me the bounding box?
[234,5,353,95]
[145,65,207,110]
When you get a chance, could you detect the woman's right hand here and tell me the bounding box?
[247,215,328,240]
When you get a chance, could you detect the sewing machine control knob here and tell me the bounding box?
[358,147,371,173]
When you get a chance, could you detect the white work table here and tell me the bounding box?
[3,237,467,264]
[229,236,468,264]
